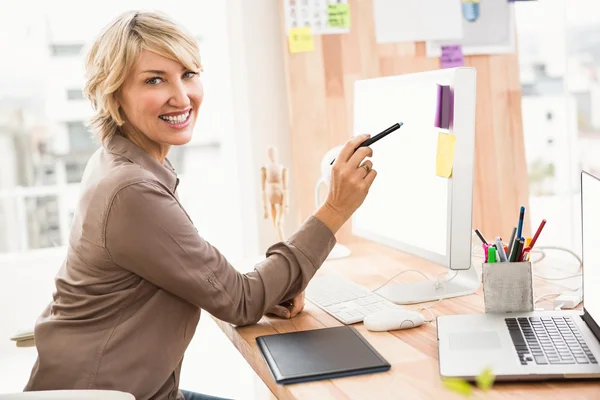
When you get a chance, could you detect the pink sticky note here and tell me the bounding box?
[434,84,454,130]
[441,45,464,68]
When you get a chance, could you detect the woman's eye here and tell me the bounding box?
[183,71,198,79]
[146,77,163,85]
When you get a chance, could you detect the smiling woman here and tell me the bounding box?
[117,50,202,160]
[20,8,379,400]
[83,11,204,161]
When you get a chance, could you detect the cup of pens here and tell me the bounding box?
[475,206,547,314]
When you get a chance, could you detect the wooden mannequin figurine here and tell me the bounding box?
[261,146,288,242]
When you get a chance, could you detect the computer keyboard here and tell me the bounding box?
[306,275,403,324]
[506,316,597,366]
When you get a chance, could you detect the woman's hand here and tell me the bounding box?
[314,134,378,234]
[267,292,305,319]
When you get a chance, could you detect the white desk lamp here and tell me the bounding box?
[315,145,352,260]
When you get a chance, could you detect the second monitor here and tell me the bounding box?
[351,67,479,304]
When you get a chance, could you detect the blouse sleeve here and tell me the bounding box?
[104,180,336,326]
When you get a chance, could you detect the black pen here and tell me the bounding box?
[330,122,404,165]
[474,229,488,245]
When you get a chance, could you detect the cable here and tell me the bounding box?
[536,246,582,272]
[419,306,436,323]
[416,297,445,323]
[371,269,433,293]
[436,270,459,288]
[534,292,563,305]
[532,246,582,282]
[533,273,582,281]
[371,268,456,323]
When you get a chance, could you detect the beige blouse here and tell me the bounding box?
[24,134,336,400]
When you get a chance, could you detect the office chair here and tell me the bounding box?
[7,333,135,399]
[0,391,135,399]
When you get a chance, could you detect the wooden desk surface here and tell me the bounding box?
[213,239,600,399]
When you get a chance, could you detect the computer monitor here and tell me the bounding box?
[351,67,479,304]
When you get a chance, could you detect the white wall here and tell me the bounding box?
[225,0,298,257]
[0,133,20,253]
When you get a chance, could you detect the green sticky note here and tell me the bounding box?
[442,378,473,397]
[327,4,350,28]
[475,367,495,391]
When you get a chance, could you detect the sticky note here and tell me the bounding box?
[475,367,495,391]
[436,133,456,178]
[434,84,453,129]
[440,45,464,68]
[328,4,351,28]
[442,378,473,396]
[288,27,314,53]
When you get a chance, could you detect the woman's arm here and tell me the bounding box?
[104,180,336,326]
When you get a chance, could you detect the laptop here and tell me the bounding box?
[437,170,600,381]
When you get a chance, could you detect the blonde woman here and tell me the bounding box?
[24,10,377,400]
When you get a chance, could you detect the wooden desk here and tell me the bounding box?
[213,240,600,399]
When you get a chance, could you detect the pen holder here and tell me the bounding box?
[482,261,534,313]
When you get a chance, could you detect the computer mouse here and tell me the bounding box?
[363,309,425,332]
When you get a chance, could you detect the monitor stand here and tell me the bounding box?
[374,266,479,305]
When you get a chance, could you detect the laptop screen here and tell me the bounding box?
[582,171,600,332]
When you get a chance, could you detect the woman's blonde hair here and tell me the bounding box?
[83,10,202,143]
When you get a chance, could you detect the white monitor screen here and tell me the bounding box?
[582,172,600,324]
[352,75,451,264]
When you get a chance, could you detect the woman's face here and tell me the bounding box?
[118,49,203,147]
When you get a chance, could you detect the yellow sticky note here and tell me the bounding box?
[288,27,314,53]
[436,133,456,178]
[442,377,473,396]
[475,367,495,391]
[328,4,351,28]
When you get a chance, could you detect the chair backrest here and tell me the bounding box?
[0,390,135,400]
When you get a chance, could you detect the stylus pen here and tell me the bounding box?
[474,229,488,245]
[516,206,525,239]
[330,122,403,165]
[506,227,517,257]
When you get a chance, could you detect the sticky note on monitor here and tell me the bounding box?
[436,133,456,178]
[441,45,464,68]
[328,4,351,28]
[435,84,453,130]
[288,27,314,53]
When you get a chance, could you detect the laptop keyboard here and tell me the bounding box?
[506,316,598,366]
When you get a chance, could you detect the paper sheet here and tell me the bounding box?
[288,27,314,53]
[372,0,463,43]
[283,0,350,35]
[436,133,456,178]
[427,0,515,56]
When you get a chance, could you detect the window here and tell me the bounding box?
[25,195,62,249]
[66,89,84,101]
[0,3,244,260]
[65,161,87,184]
[516,0,600,252]
[50,44,84,57]
[66,121,96,152]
